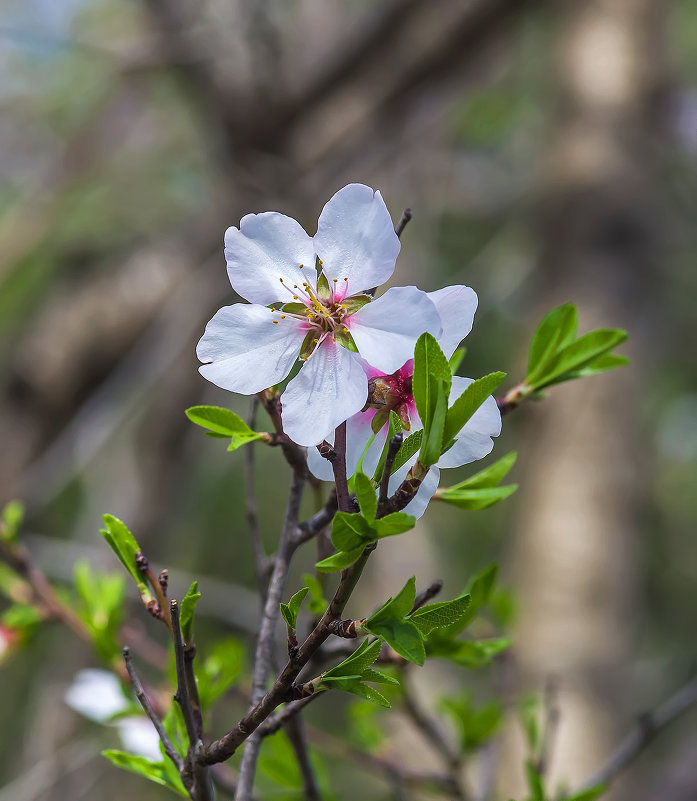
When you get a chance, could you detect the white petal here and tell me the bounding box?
[437,376,501,468]
[388,464,440,520]
[428,285,478,359]
[225,212,316,305]
[314,184,400,296]
[347,410,389,478]
[281,341,368,446]
[197,304,305,394]
[116,718,163,761]
[307,441,335,481]
[65,669,128,723]
[349,286,441,374]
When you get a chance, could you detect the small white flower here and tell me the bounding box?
[307,285,502,517]
[65,669,161,761]
[197,184,441,446]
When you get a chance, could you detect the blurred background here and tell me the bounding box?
[1,0,696,799]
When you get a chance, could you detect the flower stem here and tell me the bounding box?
[331,421,351,513]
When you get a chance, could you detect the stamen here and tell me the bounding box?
[273,320,279,324]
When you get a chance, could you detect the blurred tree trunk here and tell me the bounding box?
[503,0,668,795]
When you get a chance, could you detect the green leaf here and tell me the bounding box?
[419,378,449,466]
[2,603,43,629]
[443,372,506,447]
[435,637,511,668]
[361,667,399,685]
[324,639,382,679]
[412,333,451,457]
[371,411,402,482]
[280,587,309,630]
[366,618,425,665]
[457,564,498,629]
[315,545,365,573]
[302,573,328,615]
[354,472,377,522]
[409,594,471,636]
[198,638,245,707]
[185,406,265,451]
[0,500,24,542]
[331,512,376,552]
[561,784,609,801]
[324,677,391,707]
[441,695,502,751]
[72,560,125,663]
[548,352,629,382]
[100,515,153,605]
[534,329,628,389]
[102,751,188,797]
[390,429,423,474]
[374,512,416,539]
[180,581,201,644]
[525,760,546,801]
[437,484,518,511]
[452,452,517,489]
[449,347,466,375]
[527,303,578,381]
[367,577,416,624]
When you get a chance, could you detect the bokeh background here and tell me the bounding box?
[1,0,696,799]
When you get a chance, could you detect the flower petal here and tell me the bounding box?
[349,286,441,374]
[428,285,478,359]
[306,408,388,481]
[437,376,501,468]
[225,212,316,305]
[314,184,400,296]
[388,463,440,520]
[197,304,305,394]
[281,340,368,446]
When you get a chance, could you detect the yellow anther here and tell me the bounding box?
[279,278,283,282]
[343,277,348,281]
[293,295,299,300]
[273,320,279,324]
[333,278,338,283]
[280,315,286,319]
[298,264,304,268]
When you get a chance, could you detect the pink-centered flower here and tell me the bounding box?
[307,285,502,517]
[197,184,441,446]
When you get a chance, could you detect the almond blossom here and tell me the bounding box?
[197,184,440,446]
[307,285,502,517]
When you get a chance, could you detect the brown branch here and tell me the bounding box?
[123,646,183,771]
[379,431,404,506]
[330,422,351,513]
[410,580,443,614]
[575,675,697,793]
[284,714,323,801]
[395,208,413,238]
[234,468,306,800]
[295,491,337,546]
[258,696,324,738]
[244,397,271,593]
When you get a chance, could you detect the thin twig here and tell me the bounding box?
[259,696,323,737]
[284,714,323,801]
[330,422,351,513]
[185,643,204,740]
[395,208,413,238]
[576,675,697,792]
[123,646,183,771]
[171,600,199,747]
[235,469,306,801]
[410,580,443,614]
[244,397,271,593]
[379,431,404,506]
[295,492,337,546]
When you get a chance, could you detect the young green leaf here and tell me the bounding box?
[442,372,506,448]
[533,329,628,389]
[527,303,578,381]
[367,577,417,624]
[390,429,423,474]
[198,638,246,707]
[441,695,502,751]
[409,594,471,636]
[354,472,377,522]
[525,759,546,801]
[449,347,467,375]
[367,619,425,665]
[371,411,403,482]
[302,573,328,615]
[439,637,511,668]
[0,500,24,542]
[374,512,416,539]
[102,751,188,797]
[331,512,376,552]
[323,639,383,679]
[185,405,265,451]
[322,677,391,708]
[100,515,153,605]
[419,378,449,466]
[412,333,452,423]
[280,587,309,630]
[315,545,366,573]
[180,581,202,644]
[437,484,518,511]
[452,452,517,490]
[544,351,629,384]
[560,784,609,801]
